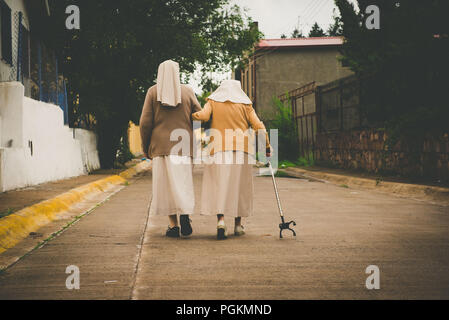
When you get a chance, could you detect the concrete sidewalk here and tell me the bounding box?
[0,166,448,299]
[0,171,151,299]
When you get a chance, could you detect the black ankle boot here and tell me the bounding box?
[166,226,180,238]
[180,215,193,236]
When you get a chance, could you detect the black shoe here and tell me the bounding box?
[166,226,180,238]
[180,215,193,236]
[217,225,228,240]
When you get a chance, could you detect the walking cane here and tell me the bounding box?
[268,160,297,239]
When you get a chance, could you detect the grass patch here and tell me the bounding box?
[340,184,349,188]
[376,177,383,186]
[278,152,315,169]
[274,170,291,178]
[278,160,297,169]
[0,208,15,219]
[296,154,315,167]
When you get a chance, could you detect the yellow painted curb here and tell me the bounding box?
[0,160,151,255]
[119,160,151,180]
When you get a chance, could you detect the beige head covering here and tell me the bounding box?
[156,60,182,106]
[207,80,252,105]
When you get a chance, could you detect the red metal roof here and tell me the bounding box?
[257,37,344,49]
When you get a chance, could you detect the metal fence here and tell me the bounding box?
[316,74,366,133]
[279,81,317,159]
[1,9,69,125]
[279,75,370,159]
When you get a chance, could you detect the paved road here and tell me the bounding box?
[0,167,448,299]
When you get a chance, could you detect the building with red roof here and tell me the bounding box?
[238,36,353,119]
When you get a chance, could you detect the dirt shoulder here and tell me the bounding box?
[282,166,449,206]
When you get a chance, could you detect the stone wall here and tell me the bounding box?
[315,129,449,181]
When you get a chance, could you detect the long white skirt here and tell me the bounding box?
[150,155,195,216]
[201,151,254,217]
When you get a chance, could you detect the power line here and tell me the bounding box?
[300,0,325,23]
[301,0,329,27]
[300,0,332,33]
[271,0,315,38]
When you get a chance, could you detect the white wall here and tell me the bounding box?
[0,82,100,192]
[74,128,101,173]
[0,82,23,148]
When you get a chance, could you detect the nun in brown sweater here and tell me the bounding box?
[192,80,271,240]
[139,60,202,238]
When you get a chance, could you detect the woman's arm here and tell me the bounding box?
[190,90,202,114]
[245,105,271,155]
[192,101,212,122]
[139,89,154,158]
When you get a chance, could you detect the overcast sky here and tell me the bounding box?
[188,0,345,93]
[235,0,340,38]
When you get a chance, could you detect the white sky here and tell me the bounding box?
[188,0,344,93]
[236,0,340,39]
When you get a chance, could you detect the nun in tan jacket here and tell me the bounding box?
[192,80,271,240]
[140,60,201,238]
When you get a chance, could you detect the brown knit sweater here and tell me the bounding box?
[192,100,271,155]
[139,84,201,159]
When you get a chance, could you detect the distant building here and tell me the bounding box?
[239,37,353,119]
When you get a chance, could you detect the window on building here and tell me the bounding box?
[0,0,12,65]
[21,25,30,77]
[30,37,40,99]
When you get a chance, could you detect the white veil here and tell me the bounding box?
[156,60,182,106]
[207,80,252,104]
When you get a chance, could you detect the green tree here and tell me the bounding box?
[291,28,303,38]
[51,0,261,168]
[335,0,449,148]
[268,96,299,162]
[308,22,325,37]
[327,9,343,36]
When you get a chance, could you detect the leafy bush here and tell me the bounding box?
[279,160,297,169]
[296,153,315,167]
[268,96,299,162]
[115,133,134,166]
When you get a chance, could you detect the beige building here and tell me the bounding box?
[240,37,353,119]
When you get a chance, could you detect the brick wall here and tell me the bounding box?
[315,129,449,181]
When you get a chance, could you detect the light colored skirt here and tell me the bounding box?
[150,155,194,216]
[201,151,254,217]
